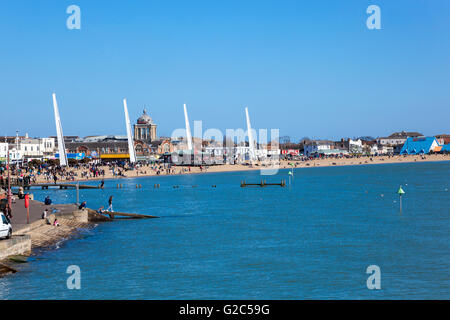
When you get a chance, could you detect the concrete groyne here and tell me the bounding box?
[1,197,157,276]
[1,200,94,276]
[0,235,31,261]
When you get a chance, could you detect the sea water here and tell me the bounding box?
[1,162,449,299]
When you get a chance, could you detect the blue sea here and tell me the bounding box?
[1,162,449,299]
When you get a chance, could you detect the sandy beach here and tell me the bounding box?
[16,153,450,185]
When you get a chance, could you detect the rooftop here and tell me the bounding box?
[137,108,154,125]
[388,131,423,138]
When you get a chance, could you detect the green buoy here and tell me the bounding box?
[288,169,293,188]
[397,185,405,212]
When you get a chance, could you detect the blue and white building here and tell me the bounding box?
[400,137,439,155]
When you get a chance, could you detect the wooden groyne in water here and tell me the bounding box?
[240,180,286,187]
[0,262,18,276]
[87,208,159,221]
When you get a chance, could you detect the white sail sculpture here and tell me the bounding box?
[123,99,136,163]
[183,103,193,151]
[245,107,256,163]
[52,93,68,166]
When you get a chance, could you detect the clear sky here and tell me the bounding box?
[0,0,449,141]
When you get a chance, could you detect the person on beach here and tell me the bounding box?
[107,196,114,212]
[53,219,60,227]
[42,209,48,219]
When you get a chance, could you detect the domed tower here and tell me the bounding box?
[133,108,157,143]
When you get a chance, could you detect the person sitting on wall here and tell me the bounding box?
[18,187,25,199]
[6,206,12,219]
[96,206,105,214]
[78,201,87,210]
[44,196,52,205]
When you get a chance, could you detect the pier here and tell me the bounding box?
[240,180,286,187]
[3,178,100,190]
[9,182,99,190]
[26,183,99,190]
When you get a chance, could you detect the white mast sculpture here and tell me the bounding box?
[245,107,256,163]
[52,93,68,166]
[183,103,193,151]
[123,99,136,163]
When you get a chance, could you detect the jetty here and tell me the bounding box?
[240,180,286,187]
[3,178,100,190]
[11,182,98,190]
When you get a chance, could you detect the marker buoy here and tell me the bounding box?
[397,185,405,212]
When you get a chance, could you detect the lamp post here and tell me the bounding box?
[397,185,405,213]
[15,131,19,151]
[76,182,79,206]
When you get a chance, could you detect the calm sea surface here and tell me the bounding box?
[1,162,449,299]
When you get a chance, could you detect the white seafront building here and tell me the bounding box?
[0,135,56,162]
[348,139,363,154]
[304,141,333,157]
[19,137,54,158]
[0,143,8,163]
[0,142,23,163]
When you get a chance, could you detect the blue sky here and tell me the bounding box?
[0,0,449,141]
